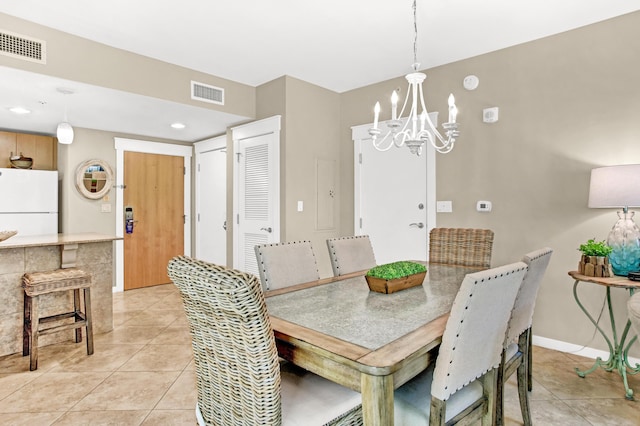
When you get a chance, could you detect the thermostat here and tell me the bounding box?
[477,200,492,212]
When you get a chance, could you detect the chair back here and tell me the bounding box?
[628,292,640,337]
[254,240,320,291]
[431,261,528,402]
[167,256,282,425]
[504,248,553,345]
[429,228,494,268]
[326,235,377,276]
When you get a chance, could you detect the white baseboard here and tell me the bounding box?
[533,335,640,366]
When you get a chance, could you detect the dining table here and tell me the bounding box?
[265,263,479,426]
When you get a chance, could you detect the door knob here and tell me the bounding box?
[409,222,424,229]
[260,227,273,233]
[223,220,227,231]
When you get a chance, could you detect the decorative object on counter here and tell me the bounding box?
[588,164,640,276]
[577,239,613,277]
[75,159,114,200]
[365,261,427,294]
[9,153,33,169]
[0,230,17,242]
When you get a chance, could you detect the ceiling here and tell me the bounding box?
[1,0,639,142]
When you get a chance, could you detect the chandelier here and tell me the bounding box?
[368,0,459,156]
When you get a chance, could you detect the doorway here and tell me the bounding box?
[194,135,227,265]
[114,138,192,292]
[352,119,436,264]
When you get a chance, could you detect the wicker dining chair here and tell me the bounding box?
[496,248,552,426]
[428,228,495,268]
[167,256,363,426]
[326,235,377,276]
[393,261,528,425]
[254,240,320,291]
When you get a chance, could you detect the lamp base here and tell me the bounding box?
[607,211,640,276]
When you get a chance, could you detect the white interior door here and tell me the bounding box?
[195,136,227,265]
[232,116,280,275]
[353,119,436,264]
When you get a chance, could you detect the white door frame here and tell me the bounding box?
[231,115,281,271]
[194,135,227,263]
[113,137,192,292]
[352,116,437,243]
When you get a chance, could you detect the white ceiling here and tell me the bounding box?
[1,0,639,142]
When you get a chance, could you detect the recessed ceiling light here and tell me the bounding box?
[9,106,31,114]
[171,122,186,129]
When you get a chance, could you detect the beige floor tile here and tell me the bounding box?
[156,369,197,410]
[0,372,110,412]
[513,399,592,425]
[71,371,180,411]
[141,409,196,425]
[121,309,186,328]
[93,326,166,345]
[0,412,63,425]
[0,371,43,400]
[148,326,192,346]
[118,344,193,372]
[565,398,640,426]
[52,409,149,425]
[50,343,144,372]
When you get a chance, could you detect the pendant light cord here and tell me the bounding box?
[412,0,419,71]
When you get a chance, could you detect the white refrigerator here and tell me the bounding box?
[0,168,58,235]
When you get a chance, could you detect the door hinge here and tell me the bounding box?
[237,214,240,224]
[184,166,186,175]
[183,214,187,224]
[359,153,362,164]
[236,152,242,163]
[359,217,363,229]
[197,213,200,222]
[197,163,200,172]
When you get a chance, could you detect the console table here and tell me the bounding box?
[568,271,640,400]
[0,233,120,357]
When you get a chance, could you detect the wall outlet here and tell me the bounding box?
[101,204,112,213]
[436,201,452,213]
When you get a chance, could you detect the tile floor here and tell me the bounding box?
[0,283,639,425]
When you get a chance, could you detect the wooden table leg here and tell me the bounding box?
[361,373,394,426]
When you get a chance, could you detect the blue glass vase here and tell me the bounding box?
[606,211,640,276]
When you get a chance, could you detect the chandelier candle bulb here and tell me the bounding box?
[373,102,380,129]
[391,91,398,121]
[448,94,457,123]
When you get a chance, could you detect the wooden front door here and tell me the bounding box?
[123,151,184,290]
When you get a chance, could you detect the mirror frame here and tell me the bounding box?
[75,159,114,200]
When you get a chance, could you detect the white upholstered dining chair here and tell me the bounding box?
[254,240,320,291]
[393,261,528,425]
[326,235,377,276]
[167,256,362,426]
[496,247,553,426]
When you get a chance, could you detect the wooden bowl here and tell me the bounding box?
[10,156,33,169]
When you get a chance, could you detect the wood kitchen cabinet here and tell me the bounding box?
[0,131,57,170]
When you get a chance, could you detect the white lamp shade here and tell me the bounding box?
[588,164,640,208]
[56,122,74,145]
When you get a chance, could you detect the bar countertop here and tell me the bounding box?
[0,232,121,249]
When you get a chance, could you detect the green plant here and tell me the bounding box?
[578,239,613,257]
[366,261,427,280]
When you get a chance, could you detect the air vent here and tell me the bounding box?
[191,80,224,105]
[0,29,46,64]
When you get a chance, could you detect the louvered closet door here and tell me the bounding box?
[236,132,279,275]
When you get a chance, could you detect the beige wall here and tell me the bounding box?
[341,11,640,356]
[256,76,342,277]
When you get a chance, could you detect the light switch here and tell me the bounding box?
[436,201,452,213]
[297,201,304,212]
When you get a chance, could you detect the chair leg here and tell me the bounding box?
[73,288,83,343]
[495,350,507,426]
[527,327,533,391]
[481,368,497,426]
[84,288,94,355]
[429,397,446,426]
[517,329,532,426]
[23,294,31,357]
[29,295,40,371]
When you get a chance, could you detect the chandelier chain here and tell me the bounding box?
[412,0,418,69]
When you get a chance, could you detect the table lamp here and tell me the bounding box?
[588,164,640,276]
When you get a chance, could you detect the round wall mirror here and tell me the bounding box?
[75,159,114,200]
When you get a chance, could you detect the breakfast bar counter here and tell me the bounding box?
[0,233,120,356]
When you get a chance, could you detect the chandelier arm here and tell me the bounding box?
[372,130,400,152]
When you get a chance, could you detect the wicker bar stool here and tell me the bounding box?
[22,268,93,371]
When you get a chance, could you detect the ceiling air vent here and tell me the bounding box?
[0,29,46,64]
[191,80,224,105]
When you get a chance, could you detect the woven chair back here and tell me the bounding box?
[168,256,282,425]
[429,228,494,268]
